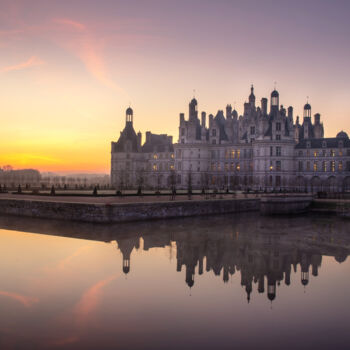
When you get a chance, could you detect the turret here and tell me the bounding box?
[287,106,293,121]
[179,113,185,123]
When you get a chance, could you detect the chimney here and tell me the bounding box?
[137,131,142,148]
[261,98,267,115]
[314,113,321,125]
[201,112,206,128]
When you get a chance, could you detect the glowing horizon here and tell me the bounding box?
[1,0,349,173]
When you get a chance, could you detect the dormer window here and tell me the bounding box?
[307,141,311,149]
[212,129,217,137]
[322,141,327,148]
[250,126,255,135]
[339,141,343,148]
[276,123,281,131]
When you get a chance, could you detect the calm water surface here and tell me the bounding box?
[0,213,349,350]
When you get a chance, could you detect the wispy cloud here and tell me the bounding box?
[53,18,86,32]
[0,55,45,73]
[0,290,38,307]
[73,274,118,324]
[52,17,126,95]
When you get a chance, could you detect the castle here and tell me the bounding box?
[111,86,350,192]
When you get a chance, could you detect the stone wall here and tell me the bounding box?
[0,198,259,223]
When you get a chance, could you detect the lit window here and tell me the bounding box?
[153,164,157,171]
[331,149,335,157]
[153,154,158,159]
[237,150,240,159]
[331,161,335,172]
[170,164,174,170]
[236,163,240,171]
[339,161,343,171]
[171,153,174,159]
[231,150,235,159]
[314,151,318,157]
[313,162,317,171]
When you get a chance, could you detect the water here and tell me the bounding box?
[0,213,349,350]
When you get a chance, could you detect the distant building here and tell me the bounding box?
[111,86,350,192]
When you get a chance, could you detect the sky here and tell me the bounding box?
[0,0,349,173]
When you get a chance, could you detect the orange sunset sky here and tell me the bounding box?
[1,0,349,173]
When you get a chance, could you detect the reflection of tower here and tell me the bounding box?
[311,254,322,276]
[301,253,309,286]
[267,273,276,302]
[117,237,140,275]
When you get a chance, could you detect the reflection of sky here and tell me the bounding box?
[0,0,350,172]
[0,214,349,349]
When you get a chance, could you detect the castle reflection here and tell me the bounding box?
[0,213,349,303]
[114,215,349,303]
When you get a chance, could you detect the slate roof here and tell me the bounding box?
[295,137,350,149]
[113,123,139,152]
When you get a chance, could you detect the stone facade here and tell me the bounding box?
[111,86,350,192]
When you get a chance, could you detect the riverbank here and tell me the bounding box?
[0,195,259,223]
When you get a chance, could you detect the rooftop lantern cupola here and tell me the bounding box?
[126,106,133,125]
[189,97,198,121]
[303,101,311,119]
[270,89,279,113]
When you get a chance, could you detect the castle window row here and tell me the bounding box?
[298,160,349,172]
[297,149,350,157]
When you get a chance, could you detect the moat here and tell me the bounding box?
[0,213,349,349]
